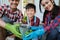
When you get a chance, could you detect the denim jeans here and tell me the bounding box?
[46,28,58,40]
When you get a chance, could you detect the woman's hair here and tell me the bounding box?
[39,0,42,13]
[39,0,60,23]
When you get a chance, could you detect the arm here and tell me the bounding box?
[0,19,21,38]
[45,15,60,31]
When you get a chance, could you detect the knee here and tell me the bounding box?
[49,32,57,39]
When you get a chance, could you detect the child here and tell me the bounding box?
[24,3,40,26]
[0,0,23,40]
[23,3,40,40]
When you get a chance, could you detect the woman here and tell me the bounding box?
[39,0,60,40]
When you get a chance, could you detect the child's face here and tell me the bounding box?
[9,0,20,9]
[26,8,36,18]
[41,0,54,11]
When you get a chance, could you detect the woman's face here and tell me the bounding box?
[41,0,54,11]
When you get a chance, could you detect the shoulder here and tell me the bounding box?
[36,17,40,20]
[17,9,22,13]
[1,4,10,9]
[36,16,40,22]
[17,9,23,16]
[56,6,60,14]
[54,15,60,22]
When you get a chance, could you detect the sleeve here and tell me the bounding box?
[0,4,8,17]
[45,15,60,31]
[52,15,60,28]
[0,5,4,17]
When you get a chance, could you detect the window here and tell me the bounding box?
[0,0,9,5]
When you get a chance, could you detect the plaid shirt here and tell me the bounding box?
[44,12,60,31]
[0,4,23,23]
[23,16,40,26]
[28,16,40,26]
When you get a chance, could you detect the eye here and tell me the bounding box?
[12,0,14,1]
[42,4,45,7]
[11,0,19,1]
[15,0,19,1]
[45,2,48,4]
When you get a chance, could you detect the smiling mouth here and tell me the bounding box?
[46,7,50,10]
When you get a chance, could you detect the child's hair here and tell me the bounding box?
[25,3,36,11]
